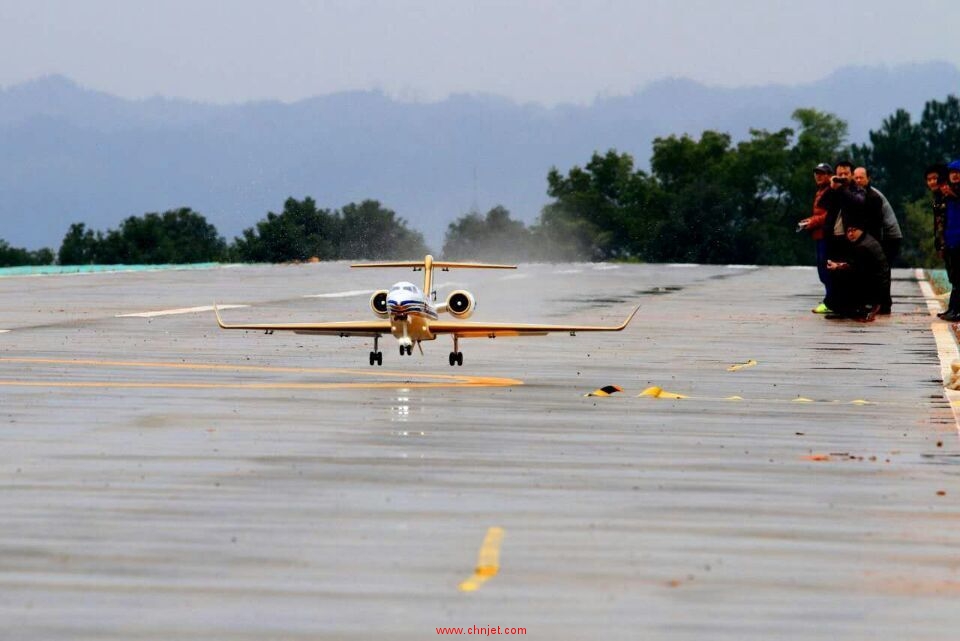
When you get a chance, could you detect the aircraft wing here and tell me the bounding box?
[429,304,640,338]
[214,305,390,337]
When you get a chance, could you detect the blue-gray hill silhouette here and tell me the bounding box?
[2,62,958,249]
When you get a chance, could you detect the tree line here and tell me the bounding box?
[2,199,428,267]
[443,97,959,267]
[1,96,957,268]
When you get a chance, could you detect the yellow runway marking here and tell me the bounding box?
[726,359,758,371]
[0,357,522,390]
[459,527,505,593]
[638,386,687,399]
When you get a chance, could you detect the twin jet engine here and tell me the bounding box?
[435,290,475,319]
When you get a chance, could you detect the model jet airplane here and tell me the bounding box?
[215,255,639,366]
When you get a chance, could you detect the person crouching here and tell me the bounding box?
[824,211,889,322]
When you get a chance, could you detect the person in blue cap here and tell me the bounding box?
[939,160,960,321]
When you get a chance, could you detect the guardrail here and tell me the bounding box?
[0,262,224,277]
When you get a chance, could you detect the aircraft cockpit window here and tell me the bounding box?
[392,282,417,292]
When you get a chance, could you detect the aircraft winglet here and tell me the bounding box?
[213,303,226,328]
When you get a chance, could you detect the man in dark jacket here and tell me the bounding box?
[824,210,889,322]
[852,167,885,242]
[927,164,948,258]
[940,160,960,321]
[853,166,902,313]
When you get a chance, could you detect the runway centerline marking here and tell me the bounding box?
[0,357,522,390]
[459,527,505,593]
[116,304,248,318]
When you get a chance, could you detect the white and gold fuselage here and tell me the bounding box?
[385,281,438,347]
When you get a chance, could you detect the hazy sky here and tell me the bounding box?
[2,0,958,105]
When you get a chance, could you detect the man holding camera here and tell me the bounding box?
[818,161,865,256]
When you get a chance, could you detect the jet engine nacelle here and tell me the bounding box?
[370,290,389,319]
[438,289,476,319]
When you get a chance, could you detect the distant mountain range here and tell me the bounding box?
[2,62,958,250]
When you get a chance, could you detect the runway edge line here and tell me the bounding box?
[916,267,960,436]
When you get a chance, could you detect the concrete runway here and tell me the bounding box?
[0,262,958,640]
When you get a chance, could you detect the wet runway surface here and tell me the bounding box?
[0,262,957,640]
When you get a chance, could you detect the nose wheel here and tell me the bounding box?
[399,344,413,356]
[368,335,383,366]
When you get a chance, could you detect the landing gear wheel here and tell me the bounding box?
[376,352,383,366]
[400,346,406,356]
[369,351,376,366]
[406,345,413,355]
[448,352,456,367]
[455,352,463,366]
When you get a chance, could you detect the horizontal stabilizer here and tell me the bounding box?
[351,254,515,271]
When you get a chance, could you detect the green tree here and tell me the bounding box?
[786,108,849,210]
[853,108,925,210]
[95,208,226,264]
[338,200,429,259]
[539,109,854,265]
[231,197,430,262]
[442,206,533,261]
[231,197,339,262]
[538,150,659,260]
[900,196,940,268]
[919,95,960,166]
[647,129,807,264]
[0,240,54,267]
[58,223,101,265]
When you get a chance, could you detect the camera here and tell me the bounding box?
[831,176,847,184]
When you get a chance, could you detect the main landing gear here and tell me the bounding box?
[448,336,463,367]
[369,335,383,366]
